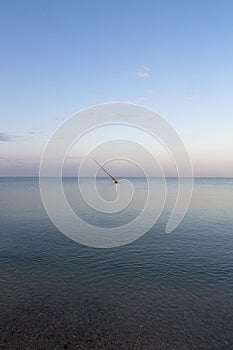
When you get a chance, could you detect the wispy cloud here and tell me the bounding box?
[133,65,151,78]
[0,132,12,142]
[135,71,150,78]
[0,131,38,143]
[28,130,42,135]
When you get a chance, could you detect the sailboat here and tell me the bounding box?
[94,159,118,184]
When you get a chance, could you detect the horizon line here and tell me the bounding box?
[0,176,233,179]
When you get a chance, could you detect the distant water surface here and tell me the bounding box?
[0,178,233,349]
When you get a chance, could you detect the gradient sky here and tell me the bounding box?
[0,0,233,177]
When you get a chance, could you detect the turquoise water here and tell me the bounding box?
[0,178,233,349]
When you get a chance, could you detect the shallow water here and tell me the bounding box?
[0,178,233,349]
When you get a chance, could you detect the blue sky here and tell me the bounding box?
[0,0,233,176]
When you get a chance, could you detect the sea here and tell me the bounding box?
[0,177,233,350]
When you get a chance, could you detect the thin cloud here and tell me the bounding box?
[28,130,42,135]
[0,132,34,143]
[0,132,12,142]
[133,66,151,78]
[134,71,150,78]
[141,65,150,72]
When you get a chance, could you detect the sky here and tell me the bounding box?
[0,0,233,177]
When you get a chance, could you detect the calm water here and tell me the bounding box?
[0,178,233,349]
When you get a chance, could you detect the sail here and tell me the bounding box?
[94,159,118,183]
